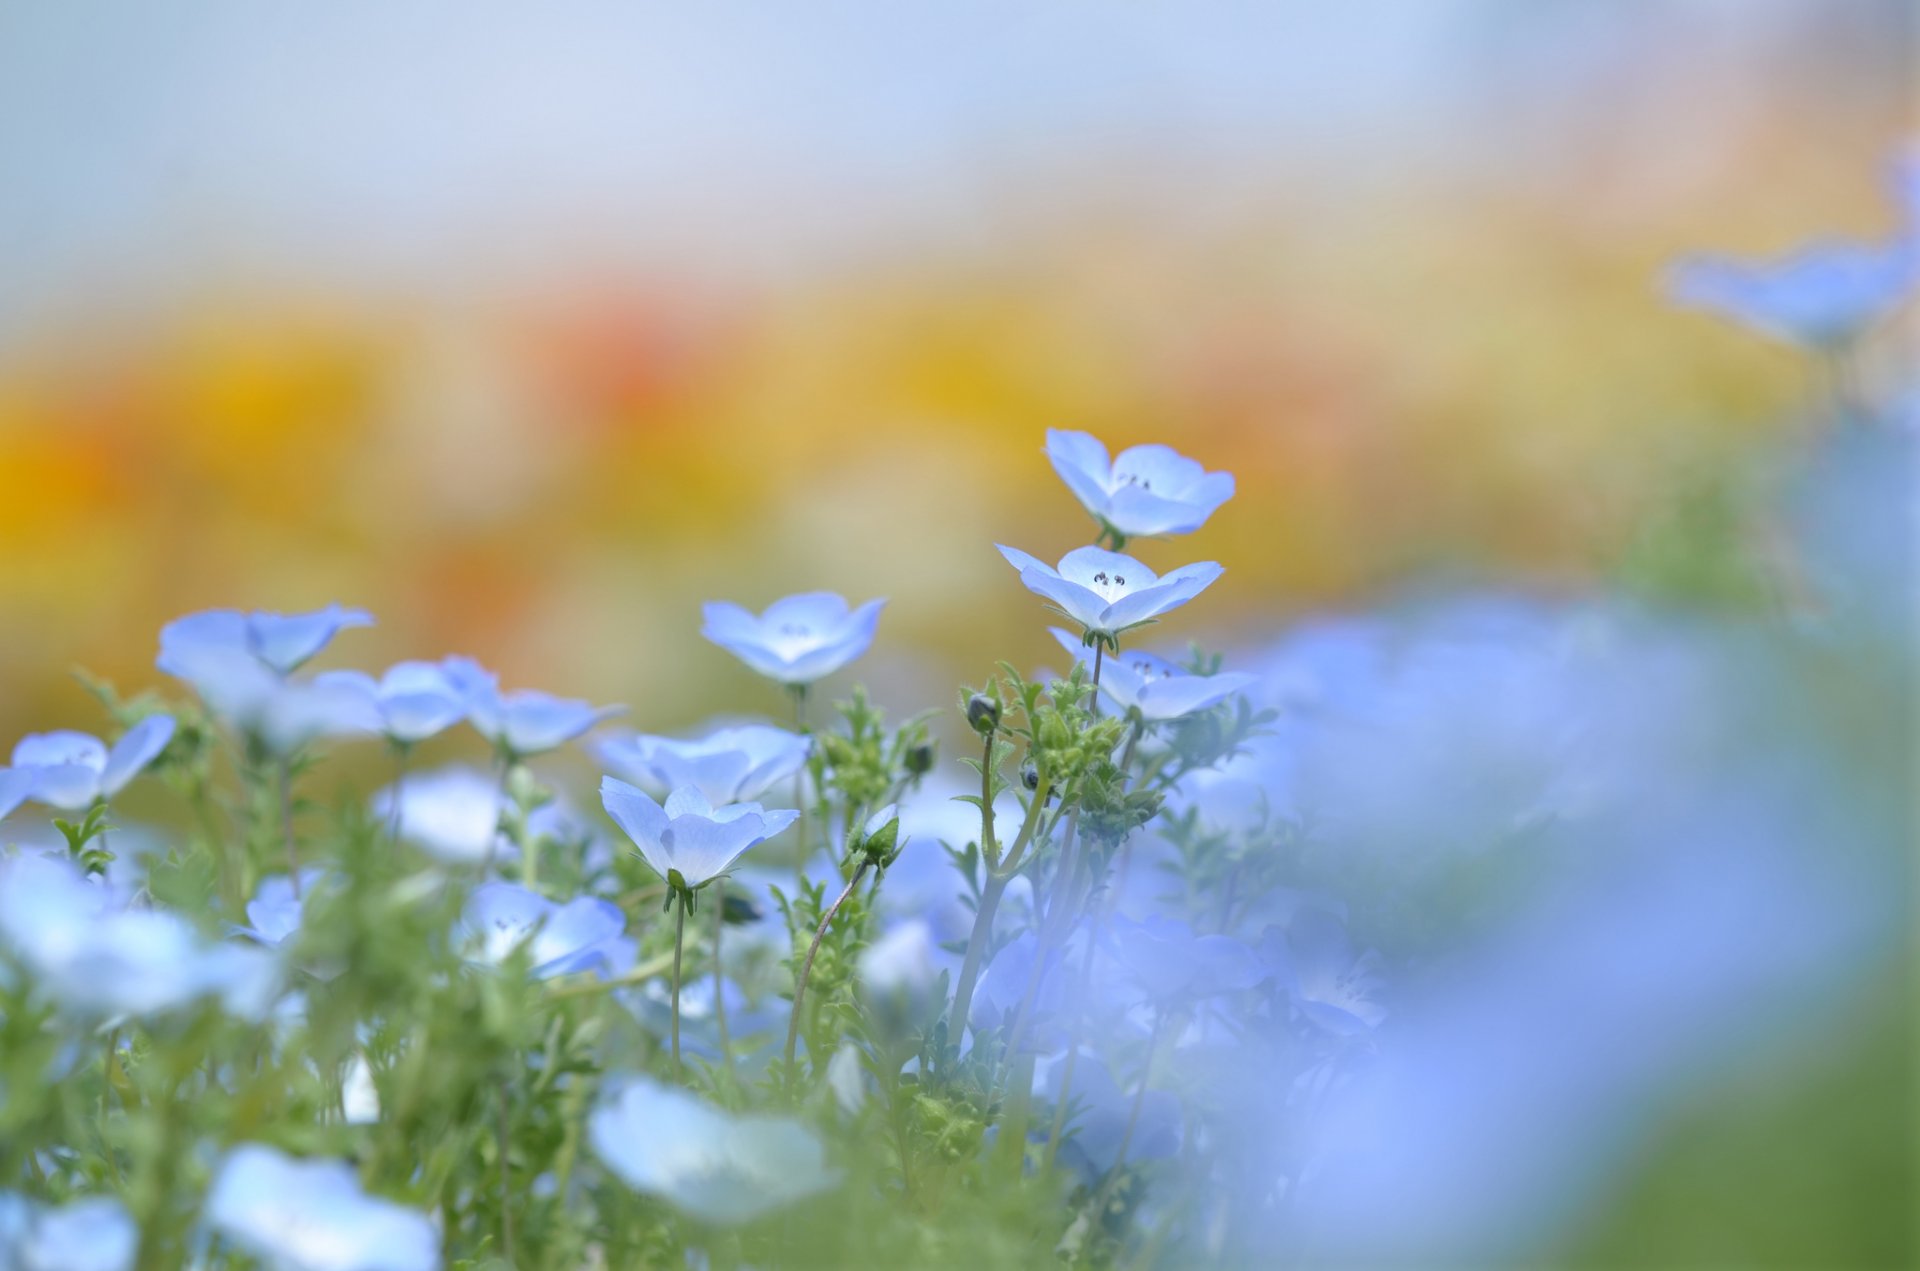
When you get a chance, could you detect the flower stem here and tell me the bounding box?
[671,900,687,1079]
[1109,1009,1168,1175]
[388,742,409,844]
[947,872,1008,1051]
[979,728,998,865]
[784,859,870,1072]
[713,879,733,1076]
[277,758,300,896]
[496,1078,515,1265]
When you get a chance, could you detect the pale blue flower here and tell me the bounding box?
[625,976,789,1063]
[973,931,1069,1048]
[1045,429,1235,539]
[206,1142,439,1271]
[0,1194,136,1271]
[0,715,174,813]
[441,656,622,758]
[238,869,327,947]
[1107,915,1262,1002]
[1048,628,1256,720]
[1037,1048,1180,1177]
[458,882,635,980]
[313,662,465,745]
[595,724,810,805]
[999,545,1221,640]
[600,778,798,892]
[371,765,503,865]
[158,604,373,677]
[158,613,379,753]
[590,1076,838,1225]
[1667,239,1918,348]
[0,853,279,1020]
[1261,908,1387,1036]
[701,592,885,686]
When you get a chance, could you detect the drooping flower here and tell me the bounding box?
[441,656,623,759]
[595,724,810,805]
[205,1143,440,1271]
[312,661,466,745]
[0,854,279,1020]
[700,592,885,686]
[1666,239,1918,348]
[600,778,798,894]
[0,716,174,813]
[999,545,1221,642]
[159,604,373,677]
[457,882,635,980]
[589,1076,838,1225]
[0,1193,137,1271]
[1048,628,1256,720]
[371,766,504,865]
[1045,429,1235,540]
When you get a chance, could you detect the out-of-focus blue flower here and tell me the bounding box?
[998,545,1221,641]
[372,766,504,865]
[595,724,810,805]
[0,716,174,813]
[158,610,379,753]
[1106,915,1262,1003]
[1037,1048,1181,1178]
[159,604,373,677]
[206,1142,440,1271]
[626,976,789,1063]
[1045,429,1235,539]
[1260,908,1388,1037]
[1048,628,1255,720]
[442,656,623,759]
[701,592,885,687]
[600,779,798,893]
[457,882,634,980]
[973,931,1070,1048]
[238,869,327,947]
[0,853,279,1020]
[858,919,942,1045]
[590,1076,838,1225]
[1667,239,1918,348]
[313,662,466,745]
[0,1193,137,1271]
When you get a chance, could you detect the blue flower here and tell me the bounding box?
[973,931,1070,1048]
[458,882,635,980]
[1107,915,1262,1002]
[600,778,798,892]
[1667,239,1918,348]
[313,661,466,745]
[595,723,810,805]
[0,1193,136,1271]
[0,854,279,1020]
[1048,628,1256,720]
[238,869,327,947]
[158,604,373,677]
[1037,1048,1181,1178]
[1264,907,1387,1037]
[441,656,623,758]
[0,715,174,813]
[701,592,885,686]
[999,545,1221,641]
[372,765,504,865]
[589,1076,838,1225]
[206,1143,440,1271]
[158,610,380,752]
[1045,429,1235,540]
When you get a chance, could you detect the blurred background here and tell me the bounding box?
[0,0,1911,728]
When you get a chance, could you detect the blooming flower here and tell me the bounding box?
[600,778,798,893]
[371,766,504,865]
[159,604,373,676]
[206,1143,440,1271]
[999,545,1222,641]
[0,854,279,1020]
[238,869,327,947]
[313,662,466,745]
[700,592,885,686]
[158,608,379,752]
[441,656,622,758]
[457,882,635,980]
[0,1193,136,1271]
[589,1076,838,1225]
[1048,628,1256,720]
[1666,240,1918,348]
[1106,915,1263,1003]
[595,724,810,805]
[0,716,174,813]
[1036,1048,1181,1177]
[1267,907,1387,1036]
[1045,429,1235,540]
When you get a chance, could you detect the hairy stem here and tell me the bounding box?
[671,901,687,1080]
[785,859,871,1071]
[277,758,299,896]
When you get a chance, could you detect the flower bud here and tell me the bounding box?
[1021,763,1040,792]
[857,804,901,866]
[903,742,935,777]
[967,694,1001,735]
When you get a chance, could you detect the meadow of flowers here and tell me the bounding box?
[0,150,1913,1270]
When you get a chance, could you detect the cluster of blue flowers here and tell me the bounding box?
[0,154,1912,1269]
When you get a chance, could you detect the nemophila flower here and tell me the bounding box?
[600,778,798,896]
[1667,240,1918,348]
[701,592,885,687]
[973,931,1070,1047]
[0,854,279,1020]
[238,869,326,947]
[159,604,373,676]
[372,766,504,865]
[1045,429,1235,541]
[313,662,465,745]
[590,1077,838,1225]
[1266,908,1387,1037]
[0,1193,136,1271]
[0,716,173,815]
[1037,1048,1180,1177]
[1048,628,1256,720]
[595,724,810,805]
[1106,915,1262,1003]
[441,656,622,759]
[159,612,379,753]
[206,1143,439,1271]
[998,545,1221,642]
[458,882,634,980]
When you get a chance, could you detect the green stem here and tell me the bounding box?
[713,879,733,1076]
[496,1079,515,1265]
[1040,1044,1081,1176]
[545,951,676,999]
[784,859,870,1072]
[948,872,1008,1051]
[671,900,687,1079]
[277,758,300,896]
[979,728,998,866]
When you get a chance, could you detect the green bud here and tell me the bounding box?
[967,693,1000,735]
[903,741,935,777]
